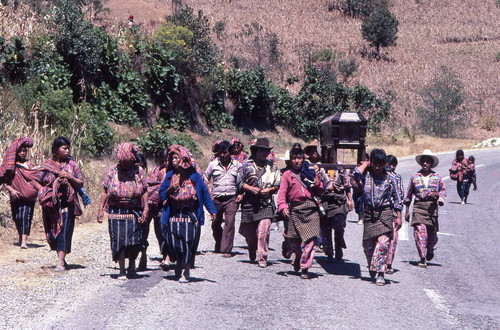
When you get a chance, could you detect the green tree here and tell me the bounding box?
[417,66,466,137]
[361,6,399,55]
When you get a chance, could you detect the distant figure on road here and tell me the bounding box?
[449,149,469,204]
[204,140,242,258]
[277,146,323,279]
[405,149,446,268]
[238,138,281,268]
[37,137,84,272]
[0,137,40,249]
[467,155,478,193]
[97,142,148,279]
[354,148,403,286]
[159,145,217,283]
[385,155,404,274]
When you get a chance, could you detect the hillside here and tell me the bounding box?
[103,0,500,138]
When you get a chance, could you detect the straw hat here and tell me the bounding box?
[415,149,439,168]
[303,139,320,156]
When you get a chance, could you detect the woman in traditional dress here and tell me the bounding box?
[405,149,446,268]
[36,137,84,271]
[320,165,353,262]
[384,155,405,274]
[0,137,40,248]
[238,138,281,268]
[97,142,148,278]
[353,148,403,286]
[277,146,323,278]
[142,147,169,270]
[449,149,469,204]
[231,138,248,164]
[159,145,216,283]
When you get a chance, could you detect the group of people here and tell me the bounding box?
[2,135,474,285]
[450,149,478,204]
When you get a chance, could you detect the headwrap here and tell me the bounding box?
[168,145,196,170]
[0,137,34,182]
[231,138,243,146]
[116,142,140,162]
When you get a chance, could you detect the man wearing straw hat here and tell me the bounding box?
[404,149,447,268]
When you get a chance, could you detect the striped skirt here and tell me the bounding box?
[10,200,35,236]
[107,207,143,262]
[43,205,75,253]
[162,209,200,267]
[287,199,321,242]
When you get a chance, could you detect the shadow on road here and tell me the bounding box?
[276,270,323,279]
[316,257,362,278]
[402,260,442,267]
[162,275,217,283]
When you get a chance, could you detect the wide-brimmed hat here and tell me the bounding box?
[415,149,439,168]
[250,137,273,151]
[303,139,320,156]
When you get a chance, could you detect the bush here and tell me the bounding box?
[361,6,399,55]
[225,67,275,129]
[136,127,199,158]
[338,57,358,81]
[417,66,466,137]
[0,36,28,84]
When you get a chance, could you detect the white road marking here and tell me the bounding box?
[437,232,457,237]
[399,220,409,241]
[424,289,459,325]
[476,164,485,168]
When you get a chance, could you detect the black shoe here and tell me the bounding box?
[335,248,343,261]
[426,250,434,261]
[281,240,290,259]
[249,249,256,262]
[293,255,301,272]
[369,270,377,279]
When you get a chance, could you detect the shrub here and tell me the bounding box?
[0,36,28,84]
[417,66,466,137]
[225,67,275,129]
[361,6,399,55]
[136,126,199,158]
[213,20,226,39]
[338,57,358,81]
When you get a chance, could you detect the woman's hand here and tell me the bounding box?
[211,213,217,221]
[97,209,104,223]
[282,208,289,219]
[8,187,20,200]
[235,194,244,203]
[259,187,273,196]
[140,208,149,223]
[248,186,260,195]
[405,209,410,222]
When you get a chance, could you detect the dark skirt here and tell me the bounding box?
[241,201,275,223]
[107,207,143,262]
[10,200,35,236]
[287,199,321,242]
[162,209,199,267]
[412,200,439,231]
[363,207,394,240]
[44,205,75,253]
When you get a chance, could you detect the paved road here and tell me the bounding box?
[2,148,499,329]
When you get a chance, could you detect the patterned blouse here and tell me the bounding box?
[103,164,147,210]
[37,159,83,207]
[147,166,167,207]
[404,170,447,205]
[353,168,403,211]
[231,151,249,164]
[169,173,198,210]
[450,159,468,181]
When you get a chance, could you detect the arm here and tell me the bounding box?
[97,188,108,223]
[437,175,447,206]
[3,183,20,200]
[199,176,217,220]
[276,172,289,214]
[404,177,414,222]
[140,191,149,223]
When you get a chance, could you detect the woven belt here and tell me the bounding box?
[107,213,136,220]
